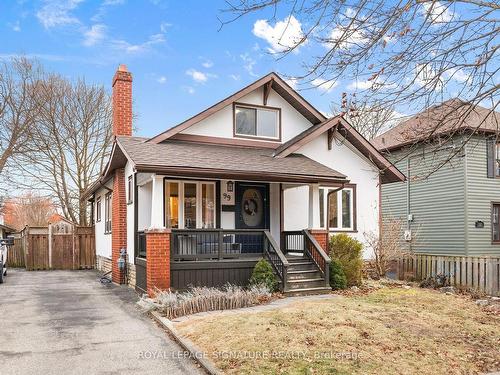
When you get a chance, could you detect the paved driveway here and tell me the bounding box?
[0,269,203,375]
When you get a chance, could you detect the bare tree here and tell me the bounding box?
[13,74,112,225]
[222,0,499,169]
[0,57,42,176]
[1,193,56,230]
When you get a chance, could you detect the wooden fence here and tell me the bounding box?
[398,254,500,296]
[7,225,95,271]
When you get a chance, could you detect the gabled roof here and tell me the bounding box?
[147,72,327,144]
[0,223,15,233]
[274,116,406,183]
[372,99,500,152]
[118,136,347,184]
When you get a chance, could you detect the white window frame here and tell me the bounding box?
[319,187,354,231]
[164,180,216,229]
[234,104,280,140]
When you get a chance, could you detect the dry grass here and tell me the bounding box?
[175,288,500,375]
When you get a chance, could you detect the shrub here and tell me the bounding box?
[329,259,347,290]
[329,233,363,286]
[141,284,271,319]
[250,259,279,292]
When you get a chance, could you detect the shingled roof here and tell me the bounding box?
[116,136,347,184]
[372,99,500,151]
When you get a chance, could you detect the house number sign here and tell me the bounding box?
[221,180,235,205]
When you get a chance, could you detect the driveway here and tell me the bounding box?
[0,269,203,375]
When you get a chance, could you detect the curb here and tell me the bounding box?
[150,311,221,375]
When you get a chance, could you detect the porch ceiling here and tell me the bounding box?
[117,136,348,184]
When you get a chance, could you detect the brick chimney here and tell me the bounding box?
[112,64,132,137]
[111,64,131,285]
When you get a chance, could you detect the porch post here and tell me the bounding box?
[145,228,171,297]
[150,174,164,228]
[308,183,321,229]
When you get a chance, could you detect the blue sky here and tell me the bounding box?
[0,0,346,137]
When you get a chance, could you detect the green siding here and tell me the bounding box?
[381,140,466,255]
[465,135,500,255]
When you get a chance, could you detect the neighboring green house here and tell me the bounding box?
[372,99,500,256]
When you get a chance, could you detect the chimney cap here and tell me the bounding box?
[118,64,128,72]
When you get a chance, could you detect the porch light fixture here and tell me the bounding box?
[226,180,234,192]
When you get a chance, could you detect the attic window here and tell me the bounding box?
[234,104,280,140]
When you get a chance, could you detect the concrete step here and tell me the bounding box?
[283,286,332,297]
[288,277,326,290]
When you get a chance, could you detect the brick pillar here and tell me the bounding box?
[112,64,132,137]
[309,229,329,253]
[145,228,171,297]
[111,168,127,284]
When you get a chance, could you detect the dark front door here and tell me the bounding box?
[235,183,269,229]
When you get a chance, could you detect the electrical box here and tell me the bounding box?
[404,230,412,242]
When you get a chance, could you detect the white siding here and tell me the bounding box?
[182,87,312,143]
[94,180,113,259]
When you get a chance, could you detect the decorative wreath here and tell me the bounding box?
[243,198,258,216]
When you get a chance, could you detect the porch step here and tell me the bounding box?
[283,286,332,297]
[287,262,317,272]
[287,269,322,280]
[287,277,326,290]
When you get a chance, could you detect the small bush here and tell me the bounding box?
[329,259,347,290]
[142,284,271,319]
[330,233,363,286]
[250,259,279,292]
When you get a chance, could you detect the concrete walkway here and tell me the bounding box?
[0,269,203,375]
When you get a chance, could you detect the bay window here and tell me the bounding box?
[319,186,356,231]
[164,180,216,229]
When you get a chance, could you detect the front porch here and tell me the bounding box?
[133,174,342,296]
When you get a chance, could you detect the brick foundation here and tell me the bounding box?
[309,229,329,253]
[145,228,171,297]
[111,168,127,284]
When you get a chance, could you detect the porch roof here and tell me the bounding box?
[118,136,347,184]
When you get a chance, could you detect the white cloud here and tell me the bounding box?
[252,15,305,53]
[348,76,396,91]
[186,69,217,83]
[160,22,171,33]
[325,25,368,50]
[240,53,257,77]
[111,32,166,54]
[83,24,106,46]
[201,60,213,68]
[8,21,21,32]
[285,78,298,89]
[37,0,84,29]
[445,67,469,83]
[103,0,124,5]
[421,1,454,23]
[182,86,195,94]
[312,78,338,93]
[157,76,167,84]
[229,74,240,81]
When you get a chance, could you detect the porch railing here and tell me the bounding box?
[282,230,305,256]
[263,231,289,292]
[171,229,265,261]
[303,230,331,287]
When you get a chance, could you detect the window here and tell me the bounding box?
[127,175,133,204]
[319,186,356,231]
[492,203,500,242]
[234,104,280,140]
[104,192,112,233]
[486,139,500,178]
[96,196,101,222]
[164,180,216,229]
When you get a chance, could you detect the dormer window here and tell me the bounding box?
[234,103,280,140]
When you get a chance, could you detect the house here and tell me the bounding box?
[372,99,500,256]
[0,224,15,239]
[84,65,404,296]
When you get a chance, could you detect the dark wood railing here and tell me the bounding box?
[171,229,265,261]
[282,230,305,255]
[263,231,289,291]
[137,231,147,258]
[303,230,331,287]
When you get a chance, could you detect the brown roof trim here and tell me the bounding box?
[273,116,405,183]
[135,164,348,185]
[170,133,281,149]
[147,72,326,144]
[0,223,16,233]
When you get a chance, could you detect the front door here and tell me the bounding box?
[235,183,269,230]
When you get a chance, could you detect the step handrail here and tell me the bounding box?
[263,231,290,292]
[302,230,331,288]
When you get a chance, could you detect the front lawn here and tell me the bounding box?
[175,287,500,374]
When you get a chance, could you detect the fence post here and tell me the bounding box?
[218,229,223,260]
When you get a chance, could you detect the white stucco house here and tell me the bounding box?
[84,65,404,295]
